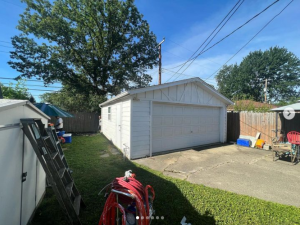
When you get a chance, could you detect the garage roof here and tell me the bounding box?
[100,77,233,107]
[0,99,50,119]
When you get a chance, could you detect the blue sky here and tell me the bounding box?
[0,0,299,101]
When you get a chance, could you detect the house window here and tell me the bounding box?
[108,107,111,120]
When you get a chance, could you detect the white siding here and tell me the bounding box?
[0,104,47,225]
[101,98,131,157]
[130,100,151,159]
[102,81,229,159]
[130,82,228,159]
[134,82,225,106]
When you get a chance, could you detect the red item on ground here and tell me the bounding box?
[99,172,155,225]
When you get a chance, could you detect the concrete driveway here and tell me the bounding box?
[134,144,300,207]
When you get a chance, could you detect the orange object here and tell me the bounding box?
[48,123,54,127]
[256,139,265,148]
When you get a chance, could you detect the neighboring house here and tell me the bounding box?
[227,100,277,111]
[100,78,233,159]
[0,99,50,225]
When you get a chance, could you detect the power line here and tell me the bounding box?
[0,77,61,84]
[173,0,245,81]
[0,0,25,9]
[0,44,13,48]
[166,38,222,66]
[0,40,11,44]
[164,50,216,71]
[0,82,61,88]
[204,0,294,82]
[162,68,217,86]
[164,0,279,80]
[166,0,243,82]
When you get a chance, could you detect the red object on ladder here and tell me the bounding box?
[99,171,155,225]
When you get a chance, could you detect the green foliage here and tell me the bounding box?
[40,85,106,113]
[275,97,300,106]
[9,0,158,96]
[233,102,273,113]
[31,135,300,225]
[216,47,300,102]
[0,80,30,100]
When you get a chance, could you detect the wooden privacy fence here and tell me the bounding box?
[50,112,100,133]
[227,111,300,144]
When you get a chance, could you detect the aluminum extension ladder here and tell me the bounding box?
[21,118,85,225]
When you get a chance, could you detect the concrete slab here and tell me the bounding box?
[134,144,300,207]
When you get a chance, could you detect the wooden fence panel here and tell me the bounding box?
[227,112,281,144]
[50,112,100,133]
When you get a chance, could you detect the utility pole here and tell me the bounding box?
[158,38,165,85]
[264,79,268,103]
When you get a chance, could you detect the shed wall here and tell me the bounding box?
[0,104,47,225]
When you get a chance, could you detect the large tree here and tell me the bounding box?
[8,0,158,96]
[216,47,300,102]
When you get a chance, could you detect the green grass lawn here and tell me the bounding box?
[30,134,300,225]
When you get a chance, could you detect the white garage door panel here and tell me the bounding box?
[152,103,220,153]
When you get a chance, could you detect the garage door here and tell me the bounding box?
[152,103,220,153]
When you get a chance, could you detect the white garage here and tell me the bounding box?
[100,78,233,159]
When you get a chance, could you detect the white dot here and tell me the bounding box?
[146,216,149,220]
[151,216,154,219]
[156,216,159,219]
[161,216,164,220]
[136,216,139,220]
[141,216,144,220]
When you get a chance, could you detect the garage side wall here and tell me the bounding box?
[102,104,117,144]
[101,99,131,157]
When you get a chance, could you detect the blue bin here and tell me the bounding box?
[237,138,251,147]
[63,134,72,143]
[58,131,65,137]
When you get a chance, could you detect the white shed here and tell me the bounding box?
[0,99,50,225]
[100,78,233,159]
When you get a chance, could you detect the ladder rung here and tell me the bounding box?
[58,168,66,178]
[56,140,60,145]
[66,181,74,196]
[51,152,58,159]
[42,136,50,140]
[73,195,81,215]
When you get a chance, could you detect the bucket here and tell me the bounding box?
[256,139,265,148]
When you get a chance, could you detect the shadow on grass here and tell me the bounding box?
[30,134,216,225]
